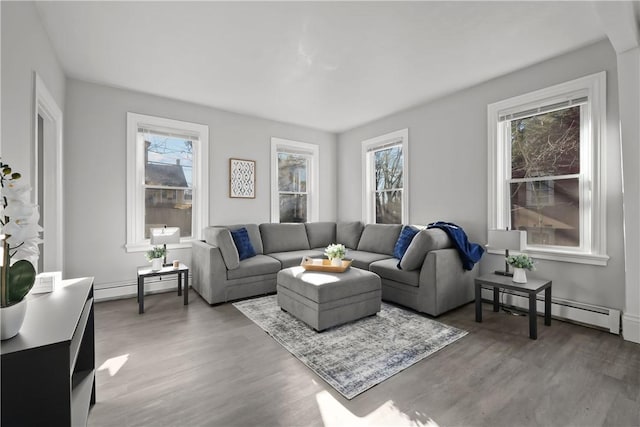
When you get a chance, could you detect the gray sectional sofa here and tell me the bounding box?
[192,221,477,317]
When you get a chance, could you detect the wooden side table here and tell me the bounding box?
[137,263,189,314]
[475,273,552,339]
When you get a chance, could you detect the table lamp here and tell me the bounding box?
[487,229,526,276]
[150,226,180,266]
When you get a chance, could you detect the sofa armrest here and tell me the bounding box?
[192,240,228,304]
[418,248,477,316]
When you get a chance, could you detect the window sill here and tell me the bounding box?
[486,248,609,266]
[125,240,195,253]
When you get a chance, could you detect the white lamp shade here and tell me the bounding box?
[487,229,526,251]
[150,227,180,245]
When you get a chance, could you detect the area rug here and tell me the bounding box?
[233,295,467,399]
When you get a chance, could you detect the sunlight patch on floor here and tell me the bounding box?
[315,390,440,427]
[98,354,129,376]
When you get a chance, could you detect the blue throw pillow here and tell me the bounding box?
[230,227,256,261]
[393,226,419,266]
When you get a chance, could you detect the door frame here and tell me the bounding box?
[33,73,63,274]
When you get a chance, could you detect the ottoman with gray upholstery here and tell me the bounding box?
[277,266,382,331]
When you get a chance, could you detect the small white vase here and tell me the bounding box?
[1,299,27,340]
[151,258,163,271]
[512,267,527,283]
[331,258,343,267]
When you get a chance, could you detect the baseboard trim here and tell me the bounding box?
[94,275,192,302]
[622,313,640,344]
[480,288,620,334]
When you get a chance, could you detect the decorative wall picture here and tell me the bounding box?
[229,158,256,198]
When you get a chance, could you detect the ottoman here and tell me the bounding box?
[276,266,382,331]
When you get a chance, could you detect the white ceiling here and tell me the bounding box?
[35,1,610,133]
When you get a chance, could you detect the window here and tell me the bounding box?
[270,138,319,223]
[362,129,409,224]
[488,72,608,265]
[126,113,208,251]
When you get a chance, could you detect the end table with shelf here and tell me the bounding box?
[137,263,189,314]
[475,273,552,340]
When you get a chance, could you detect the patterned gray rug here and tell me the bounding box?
[233,295,467,399]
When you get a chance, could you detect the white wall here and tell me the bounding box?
[338,40,626,311]
[1,1,65,185]
[64,79,336,290]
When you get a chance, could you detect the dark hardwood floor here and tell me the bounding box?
[89,289,640,427]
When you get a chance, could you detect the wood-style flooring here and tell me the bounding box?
[89,290,640,427]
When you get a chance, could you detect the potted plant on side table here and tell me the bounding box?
[506,254,535,283]
[1,160,42,340]
[146,246,167,271]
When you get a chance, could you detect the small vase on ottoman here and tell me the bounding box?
[325,243,346,268]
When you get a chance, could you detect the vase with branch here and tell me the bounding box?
[1,160,42,339]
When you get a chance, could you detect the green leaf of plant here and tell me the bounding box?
[7,260,36,305]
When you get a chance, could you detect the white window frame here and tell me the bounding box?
[126,113,209,252]
[270,137,319,223]
[362,128,409,224]
[487,72,608,265]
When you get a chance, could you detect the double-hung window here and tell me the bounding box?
[488,72,608,265]
[126,113,209,251]
[362,129,409,224]
[270,138,319,223]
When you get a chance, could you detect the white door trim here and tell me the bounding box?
[33,73,64,274]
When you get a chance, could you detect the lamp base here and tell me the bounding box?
[493,270,514,277]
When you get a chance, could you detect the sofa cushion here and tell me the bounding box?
[393,225,420,261]
[346,250,394,270]
[260,223,310,254]
[230,227,257,261]
[226,255,282,280]
[204,226,240,270]
[225,224,264,255]
[336,221,364,249]
[268,250,325,269]
[357,224,403,256]
[400,228,452,271]
[305,222,336,249]
[370,258,420,287]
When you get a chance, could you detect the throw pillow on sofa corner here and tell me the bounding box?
[231,227,257,261]
[394,225,420,268]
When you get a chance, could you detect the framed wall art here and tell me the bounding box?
[229,158,256,198]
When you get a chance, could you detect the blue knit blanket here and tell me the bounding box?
[427,221,484,270]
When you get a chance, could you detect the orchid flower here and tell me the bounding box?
[1,160,42,267]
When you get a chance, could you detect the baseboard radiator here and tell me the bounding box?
[481,288,621,334]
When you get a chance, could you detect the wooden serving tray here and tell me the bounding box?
[300,257,352,273]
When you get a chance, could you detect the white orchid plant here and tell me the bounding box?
[1,160,42,307]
